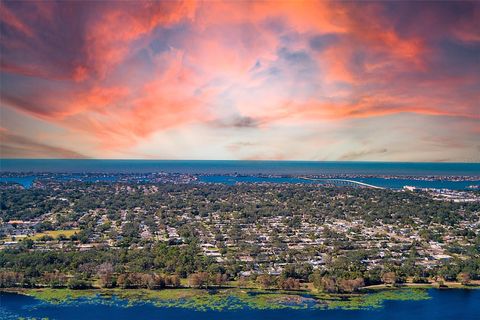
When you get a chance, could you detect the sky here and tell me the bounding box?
[0,0,479,161]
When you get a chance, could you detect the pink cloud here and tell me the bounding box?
[1,0,479,159]
[0,2,34,37]
[83,1,197,79]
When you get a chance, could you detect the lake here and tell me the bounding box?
[0,289,479,320]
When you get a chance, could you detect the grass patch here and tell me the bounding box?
[322,288,430,310]
[27,229,80,240]
[21,288,98,303]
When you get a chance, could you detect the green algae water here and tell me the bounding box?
[0,289,479,320]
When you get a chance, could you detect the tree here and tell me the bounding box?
[117,273,133,289]
[67,277,91,290]
[365,267,382,285]
[212,273,228,287]
[165,275,181,288]
[189,272,210,288]
[21,239,34,249]
[237,276,248,288]
[97,262,115,288]
[277,277,300,290]
[319,276,337,293]
[144,273,165,290]
[256,274,276,289]
[0,271,25,288]
[381,272,397,285]
[337,278,364,293]
[310,270,323,291]
[457,272,471,285]
[43,271,67,288]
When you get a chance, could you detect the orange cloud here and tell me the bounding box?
[2,84,129,120]
[0,128,87,158]
[282,96,480,122]
[1,0,479,159]
[84,1,197,78]
[62,49,213,149]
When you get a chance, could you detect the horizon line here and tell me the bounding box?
[1,158,479,164]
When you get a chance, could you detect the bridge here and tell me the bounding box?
[299,177,385,189]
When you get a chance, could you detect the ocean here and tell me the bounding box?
[1,159,479,176]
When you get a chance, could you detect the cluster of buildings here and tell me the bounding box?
[0,174,480,274]
[2,180,478,276]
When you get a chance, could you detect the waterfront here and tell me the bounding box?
[2,173,479,191]
[1,160,479,191]
[0,289,479,320]
[199,175,480,190]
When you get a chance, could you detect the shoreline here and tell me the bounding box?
[2,279,478,296]
[362,281,480,290]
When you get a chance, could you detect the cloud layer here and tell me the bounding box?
[1,0,479,160]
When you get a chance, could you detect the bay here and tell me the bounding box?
[199,175,480,190]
